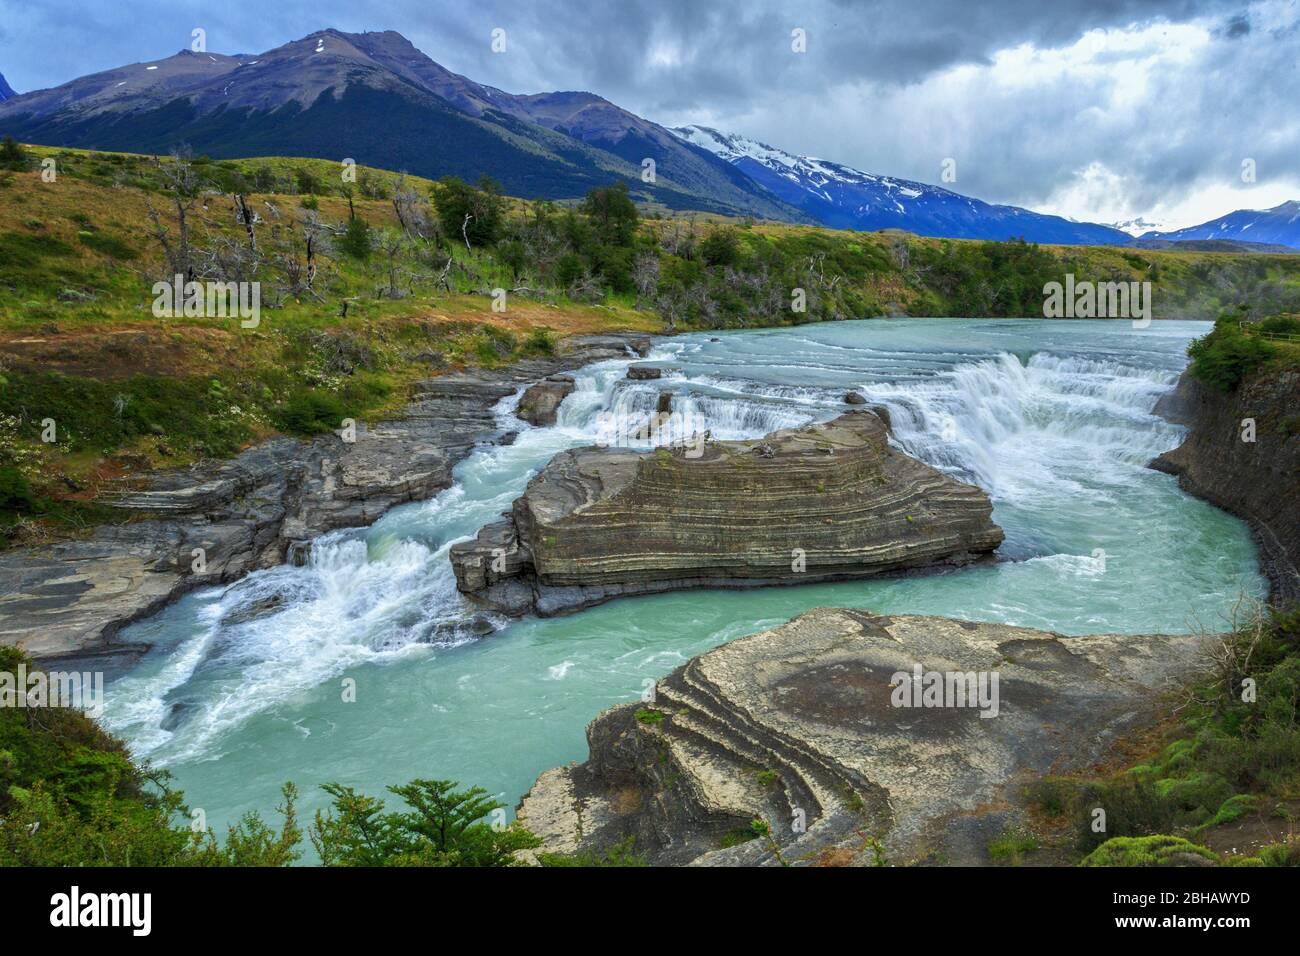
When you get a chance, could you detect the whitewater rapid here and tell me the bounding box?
[103,320,1262,823]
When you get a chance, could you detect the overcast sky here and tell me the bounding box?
[2,0,1297,229]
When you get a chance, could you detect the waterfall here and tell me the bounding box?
[102,323,1209,765]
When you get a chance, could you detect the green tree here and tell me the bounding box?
[311,778,540,866]
[294,167,320,195]
[1188,315,1274,391]
[496,239,528,284]
[581,181,639,247]
[700,227,741,268]
[0,136,28,171]
[431,176,505,249]
[338,216,373,261]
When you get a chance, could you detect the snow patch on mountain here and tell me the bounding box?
[1139,200,1300,249]
[672,125,1130,245]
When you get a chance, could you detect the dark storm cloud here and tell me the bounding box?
[1222,12,1253,34]
[0,0,1240,100]
[0,0,1293,225]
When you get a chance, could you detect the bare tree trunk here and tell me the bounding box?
[235,194,257,253]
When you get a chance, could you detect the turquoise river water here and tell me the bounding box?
[104,318,1265,848]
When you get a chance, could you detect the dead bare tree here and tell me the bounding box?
[144,149,206,281]
[632,252,660,308]
[234,194,258,253]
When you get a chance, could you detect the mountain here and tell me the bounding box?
[673,125,1132,245]
[1138,201,1300,249]
[0,73,15,101]
[0,30,805,222]
[1108,216,1170,237]
[1128,237,1297,254]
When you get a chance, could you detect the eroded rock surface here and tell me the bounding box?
[450,410,1003,617]
[1151,366,1300,602]
[0,334,651,661]
[517,608,1209,866]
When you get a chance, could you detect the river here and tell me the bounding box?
[102,317,1265,848]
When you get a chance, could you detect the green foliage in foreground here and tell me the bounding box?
[0,644,302,866]
[0,645,637,867]
[1187,312,1282,391]
[1027,604,1300,866]
[1081,835,1222,867]
[310,779,539,867]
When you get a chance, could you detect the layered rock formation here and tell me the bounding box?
[0,334,651,661]
[518,608,1210,866]
[450,410,1003,617]
[1151,367,1300,602]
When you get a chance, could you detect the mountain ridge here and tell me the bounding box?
[0,29,806,222]
[673,124,1132,245]
[1139,200,1300,249]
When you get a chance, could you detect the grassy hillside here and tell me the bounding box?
[1019,604,1300,867]
[2,141,1300,545]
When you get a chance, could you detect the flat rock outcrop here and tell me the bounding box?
[517,608,1210,866]
[0,334,651,661]
[450,410,1003,617]
[1151,366,1300,603]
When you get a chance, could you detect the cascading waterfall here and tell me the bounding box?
[102,319,1262,838]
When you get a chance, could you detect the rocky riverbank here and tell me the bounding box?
[0,334,652,662]
[449,410,1004,617]
[1151,366,1300,603]
[517,607,1209,866]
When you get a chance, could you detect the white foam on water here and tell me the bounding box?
[103,324,1213,766]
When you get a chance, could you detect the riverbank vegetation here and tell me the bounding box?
[1023,602,1300,866]
[3,141,1300,547]
[1187,310,1300,391]
[0,643,645,866]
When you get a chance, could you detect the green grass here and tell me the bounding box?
[1024,604,1300,865]
[987,826,1040,864]
[3,143,1300,548]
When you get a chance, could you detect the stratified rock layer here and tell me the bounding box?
[0,334,650,661]
[451,410,1003,616]
[518,608,1209,866]
[1151,366,1300,602]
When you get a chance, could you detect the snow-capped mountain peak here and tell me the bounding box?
[672,124,1129,245]
[1108,216,1171,237]
[1138,200,1300,248]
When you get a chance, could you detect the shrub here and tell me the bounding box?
[431,175,504,248]
[522,327,555,355]
[1026,776,1076,817]
[1187,317,1274,391]
[700,228,741,268]
[0,136,27,171]
[338,216,373,260]
[1076,772,1175,852]
[987,826,1040,863]
[271,391,349,436]
[537,835,647,867]
[1081,835,1220,867]
[310,778,539,866]
[1257,314,1300,336]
